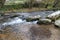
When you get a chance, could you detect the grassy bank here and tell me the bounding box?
[0,8,47,13]
[0,4,60,13]
[0,0,60,13]
[0,8,59,13]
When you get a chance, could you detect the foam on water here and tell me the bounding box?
[2,17,26,26]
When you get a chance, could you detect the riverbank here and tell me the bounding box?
[0,8,45,13]
[0,7,59,13]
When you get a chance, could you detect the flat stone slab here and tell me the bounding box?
[0,23,60,40]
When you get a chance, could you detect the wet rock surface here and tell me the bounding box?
[37,19,52,25]
[0,23,60,40]
[30,26,51,40]
[26,15,41,22]
[54,20,60,27]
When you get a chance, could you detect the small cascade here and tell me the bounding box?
[2,17,26,26]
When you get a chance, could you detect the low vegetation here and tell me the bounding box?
[0,0,60,12]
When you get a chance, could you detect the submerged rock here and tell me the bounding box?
[37,19,52,24]
[26,15,41,22]
[54,20,60,27]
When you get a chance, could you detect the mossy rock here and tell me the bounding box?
[46,16,60,22]
[26,15,41,22]
[26,18,39,22]
[37,19,52,25]
[10,15,20,18]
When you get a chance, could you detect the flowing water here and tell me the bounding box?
[0,11,60,40]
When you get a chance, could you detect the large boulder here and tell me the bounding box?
[37,19,52,25]
[26,15,41,22]
[46,11,60,21]
[54,20,60,28]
